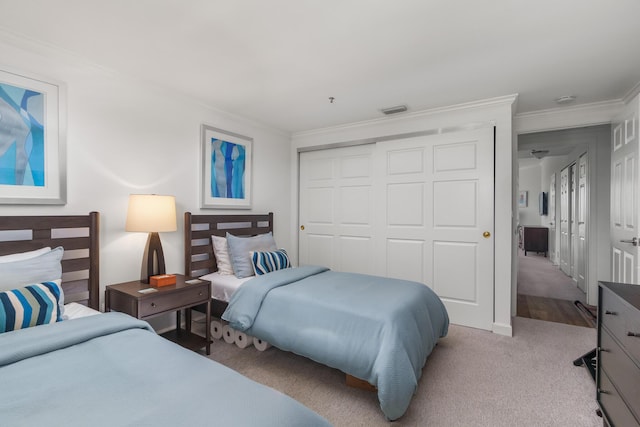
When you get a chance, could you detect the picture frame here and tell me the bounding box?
[0,67,66,205]
[200,124,253,209]
[518,190,528,208]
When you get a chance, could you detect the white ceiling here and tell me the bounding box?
[1,0,639,133]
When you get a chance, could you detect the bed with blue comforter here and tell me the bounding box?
[0,312,331,427]
[222,266,449,421]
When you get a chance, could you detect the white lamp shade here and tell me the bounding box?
[126,194,177,232]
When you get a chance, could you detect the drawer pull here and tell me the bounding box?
[604,310,617,315]
[598,388,609,395]
[628,331,640,337]
[598,347,608,353]
[151,302,157,308]
[199,292,203,296]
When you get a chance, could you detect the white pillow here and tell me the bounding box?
[226,232,278,279]
[0,247,51,263]
[0,246,65,317]
[211,235,234,275]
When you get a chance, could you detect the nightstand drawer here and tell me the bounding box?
[139,285,209,318]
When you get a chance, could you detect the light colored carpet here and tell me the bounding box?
[517,250,587,303]
[198,316,600,426]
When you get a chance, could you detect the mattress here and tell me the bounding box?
[63,302,101,320]
[200,271,251,302]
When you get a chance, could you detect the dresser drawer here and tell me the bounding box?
[599,369,640,427]
[600,328,640,421]
[601,286,640,364]
[139,285,209,318]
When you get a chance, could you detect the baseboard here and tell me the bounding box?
[492,322,513,337]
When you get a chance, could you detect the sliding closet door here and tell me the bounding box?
[299,127,495,330]
[374,128,495,330]
[298,144,376,274]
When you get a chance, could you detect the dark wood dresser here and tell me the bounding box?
[521,226,548,256]
[597,281,640,427]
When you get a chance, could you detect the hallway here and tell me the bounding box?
[516,250,595,328]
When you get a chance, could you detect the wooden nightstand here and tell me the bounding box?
[105,274,211,355]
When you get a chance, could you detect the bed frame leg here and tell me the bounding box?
[345,374,377,392]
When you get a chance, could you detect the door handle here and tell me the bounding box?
[620,237,638,246]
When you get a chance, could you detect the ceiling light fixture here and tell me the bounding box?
[555,95,576,105]
[381,105,408,115]
[530,149,549,159]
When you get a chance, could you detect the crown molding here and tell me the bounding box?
[514,99,625,134]
[293,94,518,139]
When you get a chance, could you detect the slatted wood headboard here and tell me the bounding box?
[0,212,100,310]
[184,212,274,278]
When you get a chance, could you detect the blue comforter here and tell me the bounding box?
[222,266,449,421]
[0,312,331,427]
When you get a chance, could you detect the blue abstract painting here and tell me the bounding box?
[0,82,45,187]
[210,138,246,199]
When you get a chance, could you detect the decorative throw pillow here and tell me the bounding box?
[0,280,63,333]
[211,235,234,275]
[226,232,278,278]
[251,249,291,275]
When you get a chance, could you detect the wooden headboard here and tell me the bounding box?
[0,212,100,310]
[184,212,273,278]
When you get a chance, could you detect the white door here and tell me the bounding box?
[374,128,495,330]
[299,128,495,330]
[577,154,587,292]
[611,95,640,283]
[560,166,571,275]
[549,173,556,263]
[570,163,578,280]
[299,144,375,274]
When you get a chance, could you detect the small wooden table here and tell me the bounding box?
[105,274,211,355]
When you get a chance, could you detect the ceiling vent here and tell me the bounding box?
[381,105,408,115]
[555,95,576,105]
[530,149,549,159]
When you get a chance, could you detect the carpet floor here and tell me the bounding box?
[199,316,600,427]
[517,250,586,303]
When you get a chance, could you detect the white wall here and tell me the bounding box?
[518,164,542,226]
[0,36,293,316]
[291,95,517,336]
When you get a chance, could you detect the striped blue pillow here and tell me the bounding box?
[251,249,291,275]
[0,281,63,333]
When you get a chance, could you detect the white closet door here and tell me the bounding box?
[560,167,571,275]
[577,154,587,292]
[298,127,495,330]
[374,128,495,330]
[570,163,578,281]
[549,173,556,263]
[298,144,375,274]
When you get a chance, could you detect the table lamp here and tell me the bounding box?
[125,194,177,283]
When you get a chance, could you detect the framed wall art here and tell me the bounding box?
[0,68,66,204]
[518,190,528,208]
[200,124,252,209]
